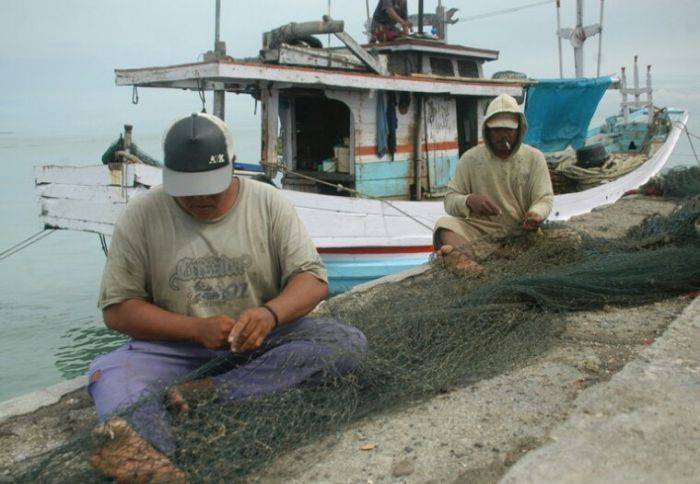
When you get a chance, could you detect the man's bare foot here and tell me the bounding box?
[167,378,216,416]
[435,245,485,274]
[90,418,186,483]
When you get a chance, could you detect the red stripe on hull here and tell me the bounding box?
[318,246,434,255]
[356,141,459,156]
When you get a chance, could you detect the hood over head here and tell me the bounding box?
[482,94,528,157]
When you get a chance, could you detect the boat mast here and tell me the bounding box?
[597,0,605,77]
[556,0,603,78]
[418,0,424,34]
[213,0,226,120]
[556,0,563,79]
[574,0,584,77]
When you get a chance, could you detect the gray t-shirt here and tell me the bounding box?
[372,0,408,29]
[98,178,327,319]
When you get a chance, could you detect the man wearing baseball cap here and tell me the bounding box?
[88,113,367,481]
[433,94,554,273]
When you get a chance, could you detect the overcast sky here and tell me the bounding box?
[1,0,699,138]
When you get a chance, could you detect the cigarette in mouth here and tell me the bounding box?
[504,140,512,150]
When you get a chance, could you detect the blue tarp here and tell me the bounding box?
[524,77,612,152]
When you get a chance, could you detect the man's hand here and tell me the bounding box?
[402,20,413,34]
[228,307,276,353]
[194,315,237,350]
[523,211,544,231]
[467,194,502,216]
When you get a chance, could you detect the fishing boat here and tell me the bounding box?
[34,1,688,292]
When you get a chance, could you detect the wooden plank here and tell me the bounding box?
[37,184,148,203]
[275,44,366,71]
[116,60,524,97]
[34,165,133,187]
[130,163,162,187]
[40,198,126,226]
[260,85,279,174]
[334,32,388,76]
[40,216,115,236]
[411,73,537,85]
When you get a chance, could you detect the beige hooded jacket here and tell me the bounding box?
[435,94,554,249]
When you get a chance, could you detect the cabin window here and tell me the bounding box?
[456,97,479,156]
[293,97,350,172]
[281,95,354,195]
[458,60,479,78]
[430,57,455,77]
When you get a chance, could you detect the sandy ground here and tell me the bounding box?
[0,196,695,482]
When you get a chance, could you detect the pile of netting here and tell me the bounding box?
[634,165,700,198]
[19,178,700,483]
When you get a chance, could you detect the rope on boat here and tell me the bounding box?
[0,228,57,262]
[99,234,109,256]
[675,122,700,166]
[457,0,555,23]
[261,161,436,232]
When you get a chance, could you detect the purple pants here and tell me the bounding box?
[87,317,366,454]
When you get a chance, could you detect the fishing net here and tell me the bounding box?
[622,165,700,198]
[16,171,700,483]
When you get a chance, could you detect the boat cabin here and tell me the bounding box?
[115,16,528,201]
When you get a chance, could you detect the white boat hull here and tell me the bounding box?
[34,110,687,291]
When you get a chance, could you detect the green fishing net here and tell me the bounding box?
[16,170,700,483]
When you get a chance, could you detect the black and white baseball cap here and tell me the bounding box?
[162,113,234,197]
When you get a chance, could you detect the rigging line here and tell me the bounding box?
[684,126,700,166]
[194,70,207,113]
[682,128,700,142]
[0,229,52,258]
[673,121,700,166]
[99,234,109,257]
[456,0,555,23]
[0,229,57,262]
[261,162,435,232]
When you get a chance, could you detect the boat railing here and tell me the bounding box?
[620,56,653,124]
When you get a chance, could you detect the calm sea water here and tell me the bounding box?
[0,84,698,402]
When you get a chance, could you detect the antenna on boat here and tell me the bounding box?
[556,0,603,78]
[418,0,424,34]
[213,0,226,120]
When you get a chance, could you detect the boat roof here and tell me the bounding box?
[115,58,529,97]
[365,38,499,61]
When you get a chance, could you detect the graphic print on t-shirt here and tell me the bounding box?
[168,254,252,306]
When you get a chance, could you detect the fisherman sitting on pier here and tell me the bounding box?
[434,94,554,273]
[371,0,413,42]
[87,113,367,482]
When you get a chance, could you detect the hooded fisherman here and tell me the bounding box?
[434,94,554,272]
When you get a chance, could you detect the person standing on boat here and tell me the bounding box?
[87,113,367,482]
[371,0,412,42]
[434,94,554,272]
